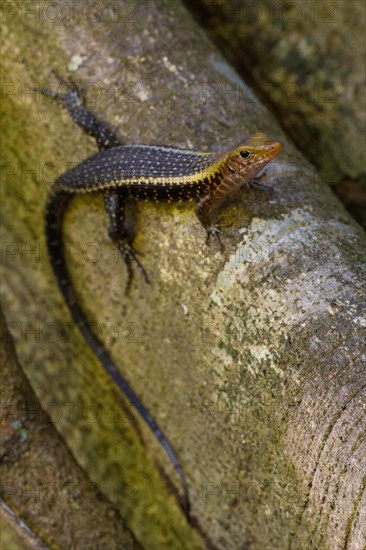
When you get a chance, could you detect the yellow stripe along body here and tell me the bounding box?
[41,73,283,522]
[55,144,228,201]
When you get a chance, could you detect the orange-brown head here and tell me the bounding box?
[223,132,281,187]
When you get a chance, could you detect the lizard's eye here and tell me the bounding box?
[239,150,252,159]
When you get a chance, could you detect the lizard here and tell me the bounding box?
[40,79,282,520]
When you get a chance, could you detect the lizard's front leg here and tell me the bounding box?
[249,170,274,191]
[195,194,228,251]
[104,191,149,294]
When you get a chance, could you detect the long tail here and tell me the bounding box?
[45,189,190,518]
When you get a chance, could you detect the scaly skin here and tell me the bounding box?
[40,80,281,520]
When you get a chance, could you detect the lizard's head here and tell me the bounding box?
[224,132,281,183]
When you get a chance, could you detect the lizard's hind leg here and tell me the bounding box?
[104,191,149,294]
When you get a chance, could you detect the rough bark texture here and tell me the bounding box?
[1,503,32,550]
[0,309,142,549]
[185,0,366,226]
[1,1,365,549]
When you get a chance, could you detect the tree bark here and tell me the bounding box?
[190,0,365,181]
[0,309,142,549]
[185,0,366,227]
[1,0,365,549]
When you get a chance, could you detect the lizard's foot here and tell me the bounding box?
[213,220,240,236]
[249,172,273,191]
[205,226,230,252]
[34,74,84,109]
[205,222,239,250]
[116,242,149,295]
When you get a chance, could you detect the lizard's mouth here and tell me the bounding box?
[254,140,282,159]
[266,141,282,156]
